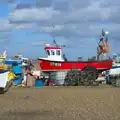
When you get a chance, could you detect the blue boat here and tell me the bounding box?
[4,60,22,75]
[4,60,22,65]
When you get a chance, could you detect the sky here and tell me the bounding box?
[0,0,120,60]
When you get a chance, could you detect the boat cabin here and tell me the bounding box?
[44,44,64,61]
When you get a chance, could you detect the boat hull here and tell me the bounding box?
[38,58,113,72]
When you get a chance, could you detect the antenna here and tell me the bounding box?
[52,25,59,47]
[53,39,59,47]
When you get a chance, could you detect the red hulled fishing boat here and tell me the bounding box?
[38,30,112,74]
[38,46,112,72]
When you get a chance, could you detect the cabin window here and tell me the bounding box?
[46,50,50,56]
[56,50,60,55]
[51,50,55,55]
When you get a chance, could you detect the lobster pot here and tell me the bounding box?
[0,70,9,88]
[50,71,68,85]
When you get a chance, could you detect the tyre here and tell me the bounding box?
[82,66,98,86]
[82,66,98,79]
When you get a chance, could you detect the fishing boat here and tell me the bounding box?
[38,45,112,71]
[38,30,113,85]
[38,30,112,71]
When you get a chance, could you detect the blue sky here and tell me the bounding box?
[0,0,119,60]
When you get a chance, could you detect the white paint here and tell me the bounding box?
[40,44,64,61]
[0,71,9,88]
[45,44,50,47]
[109,68,120,76]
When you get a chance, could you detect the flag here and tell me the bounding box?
[102,29,105,36]
[105,36,108,43]
[53,40,57,45]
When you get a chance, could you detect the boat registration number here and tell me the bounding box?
[51,62,61,66]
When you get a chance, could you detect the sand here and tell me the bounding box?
[0,86,120,120]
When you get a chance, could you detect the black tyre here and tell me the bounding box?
[82,66,98,85]
[82,66,98,79]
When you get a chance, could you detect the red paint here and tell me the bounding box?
[44,46,61,50]
[38,58,113,71]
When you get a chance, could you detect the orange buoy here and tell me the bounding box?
[102,43,110,53]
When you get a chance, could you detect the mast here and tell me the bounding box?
[97,29,110,60]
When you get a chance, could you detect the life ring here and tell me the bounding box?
[102,43,110,53]
[98,43,110,53]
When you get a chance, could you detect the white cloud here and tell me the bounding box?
[14,23,37,29]
[8,0,120,38]
[31,40,46,46]
[9,7,60,22]
[39,25,64,33]
[0,0,120,56]
[0,18,13,32]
